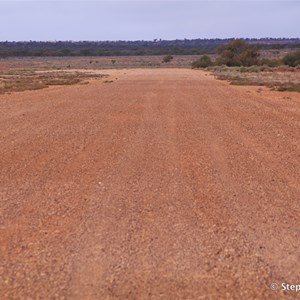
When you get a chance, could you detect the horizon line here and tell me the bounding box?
[1,37,300,43]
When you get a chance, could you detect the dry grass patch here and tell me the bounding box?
[0,70,108,94]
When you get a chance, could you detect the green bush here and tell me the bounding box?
[191,55,213,68]
[282,51,300,67]
[216,39,259,67]
[162,55,173,63]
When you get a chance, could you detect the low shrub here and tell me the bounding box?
[282,51,300,67]
[162,55,173,63]
[191,55,213,68]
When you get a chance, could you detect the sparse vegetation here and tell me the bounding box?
[209,65,300,92]
[0,70,107,94]
[188,40,300,91]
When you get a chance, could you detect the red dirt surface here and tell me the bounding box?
[0,69,300,299]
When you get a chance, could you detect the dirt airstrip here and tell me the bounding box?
[0,69,300,299]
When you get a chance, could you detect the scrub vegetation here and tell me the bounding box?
[190,39,300,92]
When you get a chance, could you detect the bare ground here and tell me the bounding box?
[0,69,300,299]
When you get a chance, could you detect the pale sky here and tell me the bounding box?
[0,1,299,41]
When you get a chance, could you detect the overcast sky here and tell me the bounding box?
[0,1,299,41]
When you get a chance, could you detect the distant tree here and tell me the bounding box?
[191,55,213,68]
[111,59,116,64]
[282,50,300,67]
[216,39,259,66]
[162,55,173,63]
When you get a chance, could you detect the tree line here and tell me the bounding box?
[0,38,300,58]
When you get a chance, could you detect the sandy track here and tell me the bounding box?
[0,69,299,299]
